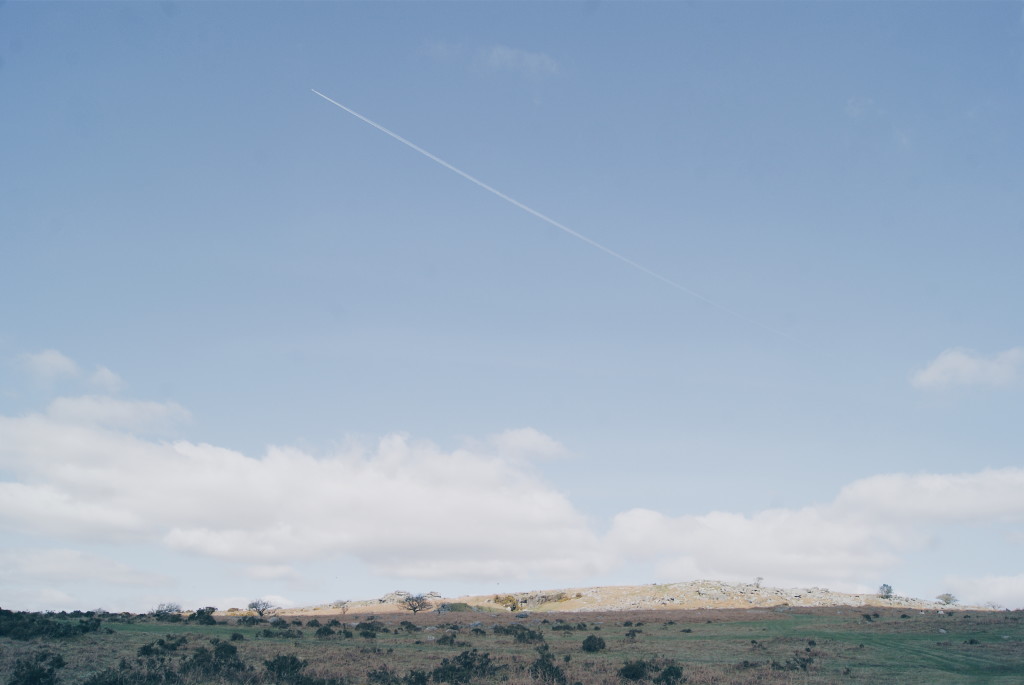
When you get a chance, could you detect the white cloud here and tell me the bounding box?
[2,390,1023,605]
[912,347,1024,388]
[834,469,1024,523]
[19,349,79,381]
[244,565,300,582]
[262,594,296,609]
[945,573,1024,609]
[0,410,603,581]
[90,366,124,392]
[46,395,190,434]
[486,427,566,460]
[0,548,164,586]
[605,467,1024,593]
[606,506,899,590]
[480,45,559,76]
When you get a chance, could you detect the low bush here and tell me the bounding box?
[8,651,66,685]
[529,646,567,685]
[431,649,502,684]
[0,609,102,640]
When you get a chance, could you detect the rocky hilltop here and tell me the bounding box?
[295,580,958,616]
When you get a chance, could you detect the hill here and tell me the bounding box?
[280,580,960,616]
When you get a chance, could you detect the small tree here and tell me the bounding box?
[936,593,958,606]
[400,594,433,614]
[332,600,350,615]
[878,584,894,599]
[248,599,274,617]
[153,603,183,622]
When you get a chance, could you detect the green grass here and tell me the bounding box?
[2,606,1022,684]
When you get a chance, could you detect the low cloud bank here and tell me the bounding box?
[2,351,1023,609]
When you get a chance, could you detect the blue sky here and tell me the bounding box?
[2,1,1024,612]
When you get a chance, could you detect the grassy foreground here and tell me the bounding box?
[2,605,1023,684]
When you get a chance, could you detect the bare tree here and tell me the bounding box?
[248,598,274,617]
[332,600,350,615]
[936,593,958,606]
[400,594,433,614]
[152,602,182,621]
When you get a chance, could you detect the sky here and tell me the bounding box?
[1,0,1023,613]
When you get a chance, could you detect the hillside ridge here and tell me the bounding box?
[280,580,966,615]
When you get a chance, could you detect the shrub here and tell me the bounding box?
[264,654,307,682]
[403,670,429,685]
[493,623,544,643]
[367,665,402,684]
[180,641,247,678]
[653,664,685,685]
[493,594,521,611]
[431,650,501,684]
[619,660,652,681]
[0,609,102,640]
[186,606,217,625]
[315,625,336,638]
[529,646,567,685]
[581,634,606,652]
[8,651,66,685]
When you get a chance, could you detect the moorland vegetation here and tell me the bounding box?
[2,603,1022,684]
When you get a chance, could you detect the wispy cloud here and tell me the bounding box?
[845,96,877,120]
[423,40,463,63]
[912,347,1024,388]
[480,44,559,77]
[46,395,190,434]
[90,366,124,392]
[19,349,79,381]
[425,41,560,78]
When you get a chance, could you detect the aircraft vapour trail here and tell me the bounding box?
[312,89,798,343]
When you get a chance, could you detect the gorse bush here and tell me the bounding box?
[492,623,544,644]
[430,650,502,684]
[529,646,567,685]
[186,607,217,625]
[581,634,606,652]
[618,660,652,681]
[0,609,102,640]
[137,635,187,656]
[8,651,66,685]
[264,654,307,683]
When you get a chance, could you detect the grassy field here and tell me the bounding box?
[2,605,1022,684]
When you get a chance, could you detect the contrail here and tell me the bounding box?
[312,89,797,342]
